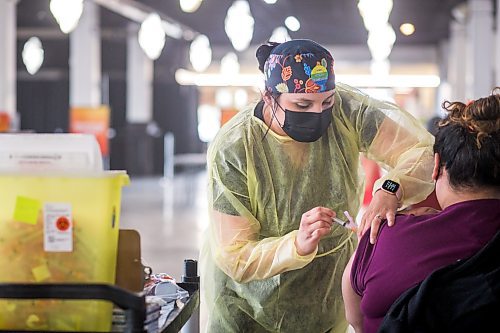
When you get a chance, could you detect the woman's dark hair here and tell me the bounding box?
[255,41,280,73]
[434,87,500,190]
[426,116,442,136]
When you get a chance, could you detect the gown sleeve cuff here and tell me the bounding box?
[289,230,318,263]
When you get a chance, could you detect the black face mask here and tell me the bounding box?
[275,103,332,142]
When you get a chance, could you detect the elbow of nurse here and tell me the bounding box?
[214,250,251,284]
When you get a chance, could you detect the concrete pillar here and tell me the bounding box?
[123,24,156,176]
[436,39,451,114]
[448,20,467,102]
[126,23,153,123]
[0,0,17,118]
[70,1,101,107]
[465,0,494,99]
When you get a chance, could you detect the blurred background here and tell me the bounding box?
[1,0,498,278]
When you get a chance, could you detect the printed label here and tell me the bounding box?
[43,203,73,252]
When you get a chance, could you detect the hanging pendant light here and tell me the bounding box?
[180,0,203,13]
[50,0,84,34]
[138,13,166,60]
[224,0,254,52]
[22,37,44,75]
[357,0,395,76]
[190,34,212,72]
[269,26,291,43]
[285,16,300,32]
[220,52,240,76]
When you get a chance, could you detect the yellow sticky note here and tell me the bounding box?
[13,196,41,225]
[26,314,42,329]
[32,264,51,282]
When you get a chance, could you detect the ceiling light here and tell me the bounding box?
[175,69,264,87]
[50,0,84,34]
[269,26,291,43]
[220,52,240,76]
[215,89,233,108]
[367,24,396,60]
[285,16,300,32]
[399,23,415,36]
[343,74,440,88]
[225,0,254,51]
[22,37,44,75]
[358,0,393,31]
[138,13,166,60]
[264,0,278,4]
[197,104,220,143]
[370,59,390,77]
[451,3,467,24]
[190,34,212,72]
[175,69,440,88]
[180,0,203,13]
[234,89,248,108]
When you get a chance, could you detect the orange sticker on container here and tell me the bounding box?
[13,196,41,225]
[56,216,71,231]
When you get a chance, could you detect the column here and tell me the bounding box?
[124,23,155,175]
[465,0,494,99]
[436,39,451,115]
[448,20,467,102]
[0,0,17,119]
[127,23,153,123]
[70,1,101,107]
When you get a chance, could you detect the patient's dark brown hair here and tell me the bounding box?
[434,87,500,190]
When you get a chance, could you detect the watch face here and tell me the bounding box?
[382,180,400,193]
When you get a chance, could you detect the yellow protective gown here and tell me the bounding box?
[200,83,435,333]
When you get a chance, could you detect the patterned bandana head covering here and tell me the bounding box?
[263,39,335,94]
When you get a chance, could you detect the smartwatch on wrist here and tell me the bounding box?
[378,179,403,202]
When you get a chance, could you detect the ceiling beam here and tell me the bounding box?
[90,0,197,40]
[17,27,128,40]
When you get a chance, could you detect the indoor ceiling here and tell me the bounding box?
[17,0,471,47]
[137,0,468,46]
[16,0,490,78]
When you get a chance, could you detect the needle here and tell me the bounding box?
[332,216,348,227]
[331,211,358,232]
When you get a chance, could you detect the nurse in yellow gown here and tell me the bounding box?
[200,39,435,333]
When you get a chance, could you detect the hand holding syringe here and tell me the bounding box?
[332,211,358,233]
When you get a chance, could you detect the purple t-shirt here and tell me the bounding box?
[351,199,500,333]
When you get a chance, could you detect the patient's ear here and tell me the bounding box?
[432,153,440,181]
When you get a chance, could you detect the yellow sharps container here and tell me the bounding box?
[0,171,129,331]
